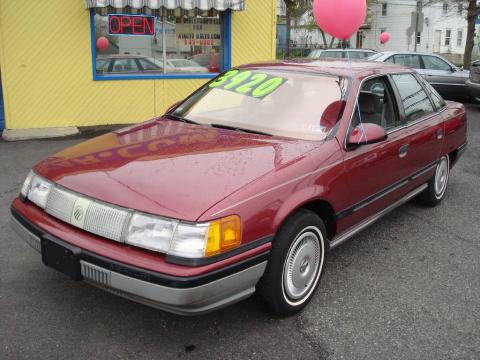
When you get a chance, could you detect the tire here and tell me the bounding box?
[257,209,327,316]
[416,155,450,207]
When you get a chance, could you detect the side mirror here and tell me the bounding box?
[166,100,182,114]
[347,123,387,148]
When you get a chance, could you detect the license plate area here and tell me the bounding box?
[41,236,82,280]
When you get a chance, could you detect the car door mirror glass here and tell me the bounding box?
[348,123,387,147]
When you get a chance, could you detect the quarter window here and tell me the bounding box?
[391,74,435,123]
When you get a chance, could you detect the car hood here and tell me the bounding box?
[34,119,319,221]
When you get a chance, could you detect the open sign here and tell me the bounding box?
[108,15,155,36]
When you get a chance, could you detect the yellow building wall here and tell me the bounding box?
[0,0,276,130]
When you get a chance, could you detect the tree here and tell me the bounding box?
[283,0,312,56]
[464,0,478,69]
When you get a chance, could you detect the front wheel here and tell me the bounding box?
[416,155,450,206]
[257,209,327,316]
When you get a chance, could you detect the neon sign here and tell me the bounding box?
[108,15,155,36]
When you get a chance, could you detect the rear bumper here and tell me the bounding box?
[466,80,480,98]
[10,210,268,315]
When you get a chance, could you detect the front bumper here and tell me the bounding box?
[11,211,268,315]
[466,79,480,98]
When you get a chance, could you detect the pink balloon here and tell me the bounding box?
[96,36,109,51]
[313,0,367,40]
[379,32,390,44]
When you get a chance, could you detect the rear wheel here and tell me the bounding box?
[416,155,450,206]
[257,209,327,316]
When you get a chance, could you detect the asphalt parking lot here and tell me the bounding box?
[1,104,479,360]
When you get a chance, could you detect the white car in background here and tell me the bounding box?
[152,58,208,73]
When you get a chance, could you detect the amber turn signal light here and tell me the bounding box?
[205,215,242,257]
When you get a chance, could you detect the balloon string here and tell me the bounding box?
[346,50,367,144]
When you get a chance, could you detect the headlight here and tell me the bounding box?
[27,175,53,209]
[125,214,242,259]
[20,170,35,198]
[125,213,177,253]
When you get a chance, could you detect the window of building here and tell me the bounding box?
[457,29,463,46]
[382,3,388,16]
[391,74,434,123]
[457,2,463,15]
[445,29,451,46]
[443,2,448,14]
[91,9,230,80]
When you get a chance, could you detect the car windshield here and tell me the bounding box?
[367,53,384,61]
[172,69,349,141]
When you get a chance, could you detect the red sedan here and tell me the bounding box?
[11,60,467,315]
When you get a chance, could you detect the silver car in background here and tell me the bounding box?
[370,51,469,100]
[309,48,377,60]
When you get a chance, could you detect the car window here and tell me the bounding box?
[391,73,435,123]
[422,55,452,71]
[137,58,160,71]
[320,51,343,58]
[352,76,400,132]
[392,54,421,68]
[96,59,109,72]
[173,69,349,141]
[348,51,365,59]
[309,50,322,58]
[419,77,446,109]
[112,59,140,73]
[384,56,394,63]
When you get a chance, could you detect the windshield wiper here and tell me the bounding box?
[164,113,198,125]
[210,123,272,136]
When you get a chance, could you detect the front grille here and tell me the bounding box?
[44,185,131,243]
[81,261,111,286]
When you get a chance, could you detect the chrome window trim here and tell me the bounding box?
[343,72,407,150]
[343,71,446,147]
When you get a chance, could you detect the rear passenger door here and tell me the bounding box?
[390,73,444,180]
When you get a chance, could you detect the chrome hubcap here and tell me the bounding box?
[283,231,321,301]
[434,157,449,197]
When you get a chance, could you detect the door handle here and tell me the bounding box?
[399,144,409,158]
[436,128,444,140]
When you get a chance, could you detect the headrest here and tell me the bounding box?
[358,92,378,114]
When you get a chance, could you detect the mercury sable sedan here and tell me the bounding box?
[11,60,467,316]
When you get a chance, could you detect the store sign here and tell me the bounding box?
[108,15,155,36]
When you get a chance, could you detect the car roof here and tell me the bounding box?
[322,48,376,53]
[376,51,443,57]
[238,58,411,78]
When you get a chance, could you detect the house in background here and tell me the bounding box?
[361,0,476,64]
[276,0,478,64]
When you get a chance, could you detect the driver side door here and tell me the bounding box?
[337,75,413,233]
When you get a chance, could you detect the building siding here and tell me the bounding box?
[0,0,276,130]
